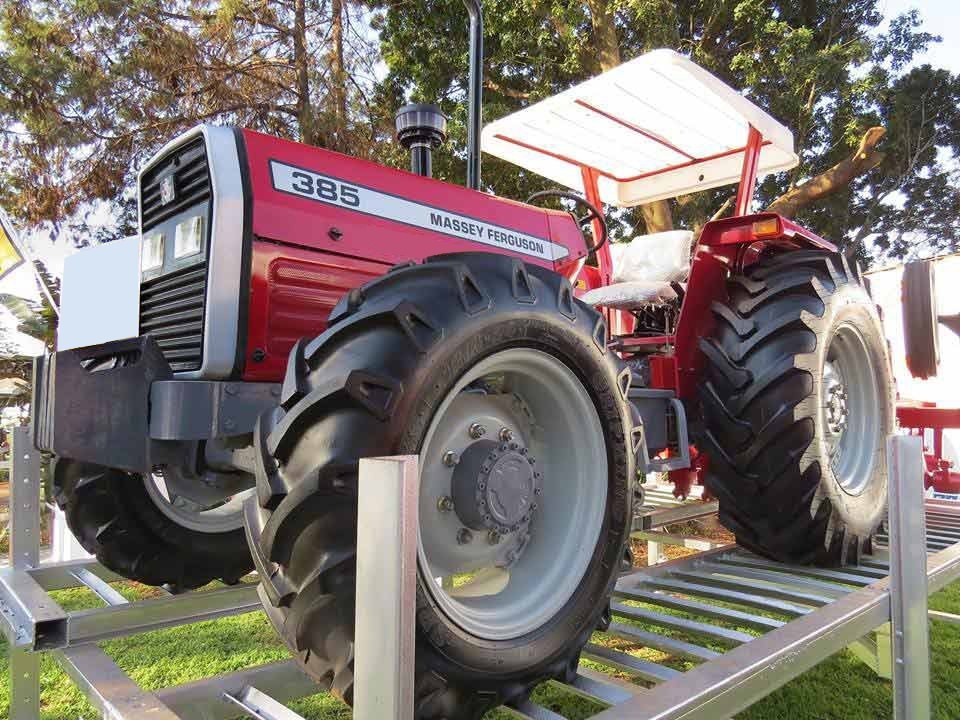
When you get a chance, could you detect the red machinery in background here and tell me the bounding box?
[898,403,960,494]
[897,259,960,495]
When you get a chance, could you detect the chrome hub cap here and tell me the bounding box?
[823,362,849,438]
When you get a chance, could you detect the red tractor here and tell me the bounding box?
[33,7,894,717]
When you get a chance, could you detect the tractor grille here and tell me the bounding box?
[138,135,212,373]
[140,138,211,232]
[139,263,206,372]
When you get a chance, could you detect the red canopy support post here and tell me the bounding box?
[733,125,763,217]
[580,166,612,285]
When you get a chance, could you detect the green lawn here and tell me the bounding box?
[2,580,959,719]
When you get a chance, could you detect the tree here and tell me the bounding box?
[2,1,957,264]
[0,260,60,383]
[0,0,385,243]
[372,0,959,262]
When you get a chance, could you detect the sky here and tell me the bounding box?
[0,0,958,351]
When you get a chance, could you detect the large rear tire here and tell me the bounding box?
[54,460,253,589]
[699,250,895,565]
[244,253,634,718]
[902,259,939,379]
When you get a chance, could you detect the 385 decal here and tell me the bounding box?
[289,170,360,207]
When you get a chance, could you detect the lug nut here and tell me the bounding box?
[488,530,501,545]
[469,423,487,439]
[457,528,473,545]
[499,427,514,442]
[443,451,460,467]
[437,496,455,512]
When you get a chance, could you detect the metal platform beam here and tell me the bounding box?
[2,436,957,720]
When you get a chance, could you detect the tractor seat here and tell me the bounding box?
[582,229,693,309]
[582,280,679,309]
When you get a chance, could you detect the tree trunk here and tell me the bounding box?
[329,0,348,150]
[585,0,673,232]
[639,200,674,233]
[765,127,886,218]
[585,0,620,74]
[293,0,322,147]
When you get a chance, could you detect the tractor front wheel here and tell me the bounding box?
[699,250,895,565]
[53,460,253,590]
[243,253,634,718]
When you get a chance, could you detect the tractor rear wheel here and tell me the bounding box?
[243,253,634,718]
[54,459,254,589]
[699,250,895,565]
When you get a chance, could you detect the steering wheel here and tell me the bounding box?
[525,189,609,254]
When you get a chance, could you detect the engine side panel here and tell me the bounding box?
[243,241,390,381]
[241,129,588,269]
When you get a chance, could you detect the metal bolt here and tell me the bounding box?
[469,423,487,439]
[488,530,501,545]
[443,451,460,467]
[437,496,455,512]
[457,528,473,545]
[499,427,514,442]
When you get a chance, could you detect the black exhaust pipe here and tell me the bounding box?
[462,0,483,190]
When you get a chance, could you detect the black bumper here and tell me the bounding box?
[32,336,173,473]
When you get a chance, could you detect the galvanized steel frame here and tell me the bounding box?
[3,434,957,720]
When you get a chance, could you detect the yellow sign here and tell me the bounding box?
[0,220,25,282]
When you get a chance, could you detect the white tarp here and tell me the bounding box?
[58,237,140,351]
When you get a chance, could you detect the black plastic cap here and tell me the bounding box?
[395,103,448,148]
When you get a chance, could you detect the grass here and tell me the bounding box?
[1,579,959,719]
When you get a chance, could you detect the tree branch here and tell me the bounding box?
[765,127,887,218]
[484,77,531,100]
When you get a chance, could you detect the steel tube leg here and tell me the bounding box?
[647,539,661,566]
[888,435,930,720]
[9,426,42,720]
[354,456,419,720]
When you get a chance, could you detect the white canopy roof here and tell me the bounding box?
[481,49,799,207]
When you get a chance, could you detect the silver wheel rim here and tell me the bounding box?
[144,473,251,533]
[418,348,608,640]
[823,323,881,496]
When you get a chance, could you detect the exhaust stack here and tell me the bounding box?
[395,104,448,178]
[462,0,483,189]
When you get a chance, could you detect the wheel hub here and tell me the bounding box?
[452,439,542,534]
[823,362,849,437]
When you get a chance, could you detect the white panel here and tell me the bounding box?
[58,237,140,351]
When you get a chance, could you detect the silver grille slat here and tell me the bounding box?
[140,263,207,372]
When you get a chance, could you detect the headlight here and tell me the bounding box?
[141,232,164,272]
[174,215,204,259]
